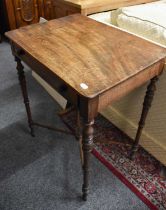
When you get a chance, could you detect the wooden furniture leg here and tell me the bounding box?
[82,119,94,201]
[130,76,158,159]
[76,110,84,166]
[160,165,166,180]
[66,101,72,109]
[15,56,35,137]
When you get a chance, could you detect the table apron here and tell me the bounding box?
[13,50,79,107]
[12,43,165,119]
[98,61,164,111]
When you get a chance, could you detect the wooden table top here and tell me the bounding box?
[6,14,166,98]
[63,0,156,9]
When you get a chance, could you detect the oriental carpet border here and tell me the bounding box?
[60,110,166,210]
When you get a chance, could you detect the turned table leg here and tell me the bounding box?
[76,110,84,166]
[130,76,158,159]
[82,119,94,201]
[15,56,35,137]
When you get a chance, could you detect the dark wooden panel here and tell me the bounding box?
[43,0,55,20]
[52,0,80,18]
[0,0,11,33]
[12,0,40,27]
[1,0,55,31]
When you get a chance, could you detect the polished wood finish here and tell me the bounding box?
[0,0,55,31]
[42,0,55,20]
[130,76,159,159]
[53,0,80,18]
[12,0,40,27]
[54,0,157,17]
[6,14,166,200]
[6,15,166,99]
[3,0,17,30]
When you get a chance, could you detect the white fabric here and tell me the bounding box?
[39,17,47,23]
[115,0,166,45]
[88,11,112,26]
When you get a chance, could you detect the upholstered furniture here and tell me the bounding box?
[112,0,166,45]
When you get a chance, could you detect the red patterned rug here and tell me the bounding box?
[60,110,166,210]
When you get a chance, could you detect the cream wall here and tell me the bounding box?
[101,68,166,166]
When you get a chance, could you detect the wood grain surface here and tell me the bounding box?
[64,0,156,9]
[62,0,157,15]
[6,14,166,99]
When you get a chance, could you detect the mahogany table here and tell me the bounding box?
[6,14,166,201]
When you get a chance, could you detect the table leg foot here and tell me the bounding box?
[82,186,88,201]
[129,76,158,160]
[15,56,35,137]
[82,119,94,201]
[129,147,137,160]
[30,126,35,137]
[160,165,166,181]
